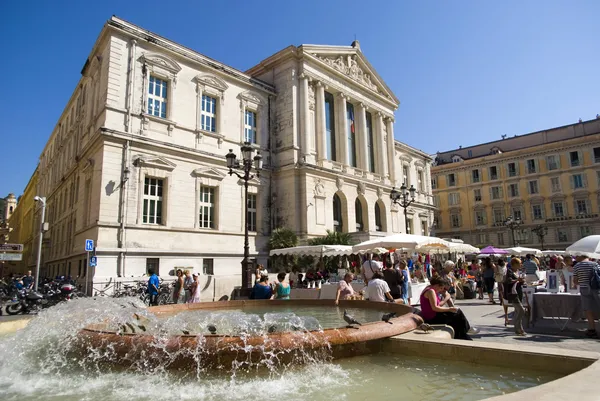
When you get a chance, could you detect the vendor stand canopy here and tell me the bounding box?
[504,247,543,257]
[352,234,449,253]
[269,245,354,257]
[448,243,480,254]
[541,250,565,256]
[477,246,508,258]
[566,235,600,259]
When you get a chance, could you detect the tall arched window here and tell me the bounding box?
[375,202,383,232]
[355,198,363,231]
[333,194,343,232]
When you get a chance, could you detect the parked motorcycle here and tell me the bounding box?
[5,289,45,315]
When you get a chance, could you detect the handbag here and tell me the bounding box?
[590,264,600,290]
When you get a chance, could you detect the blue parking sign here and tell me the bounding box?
[89,256,97,267]
[85,239,94,252]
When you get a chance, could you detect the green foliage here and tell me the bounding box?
[308,230,352,246]
[268,227,298,250]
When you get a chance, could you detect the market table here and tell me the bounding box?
[532,292,583,330]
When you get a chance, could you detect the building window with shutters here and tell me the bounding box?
[497,232,505,246]
[490,186,503,200]
[489,166,498,180]
[570,151,581,167]
[528,180,539,194]
[143,177,163,225]
[448,193,460,206]
[531,204,544,220]
[572,174,585,189]
[526,159,537,174]
[450,214,461,228]
[594,147,600,164]
[475,210,486,226]
[474,189,482,202]
[547,155,560,170]
[493,208,505,224]
[447,173,456,187]
[580,226,593,238]
[508,183,519,197]
[471,169,480,183]
[551,177,561,193]
[507,162,518,177]
[575,199,589,215]
[553,202,565,217]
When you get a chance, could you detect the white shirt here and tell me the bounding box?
[367,278,390,302]
[362,260,383,281]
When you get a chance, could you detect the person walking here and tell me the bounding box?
[482,257,496,304]
[273,272,291,300]
[495,259,509,325]
[188,273,201,303]
[398,260,411,305]
[504,258,526,336]
[147,268,160,306]
[173,269,185,304]
[573,255,600,338]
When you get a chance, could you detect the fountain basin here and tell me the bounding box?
[78,299,422,370]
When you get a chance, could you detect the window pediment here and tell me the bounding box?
[238,91,265,107]
[529,195,545,203]
[192,166,226,180]
[509,199,524,206]
[140,53,182,75]
[134,156,176,171]
[399,155,413,165]
[195,74,229,92]
[550,193,566,201]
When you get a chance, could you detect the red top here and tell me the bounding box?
[420,286,438,320]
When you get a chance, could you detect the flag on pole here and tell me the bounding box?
[349,106,355,134]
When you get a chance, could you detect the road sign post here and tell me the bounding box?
[84,240,94,295]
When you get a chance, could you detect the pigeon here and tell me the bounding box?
[267,325,277,333]
[182,330,190,335]
[382,312,397,324]
[343,310,362,328]
[207,324,217,335]
[419,323,434,333]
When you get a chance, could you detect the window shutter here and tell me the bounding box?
[457,193,461,203]
[569,175,574,189]
[499,186,504,198]
[489,187,493,199]
[459,215,463,227]
[583,173,588,188]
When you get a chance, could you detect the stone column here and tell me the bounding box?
[315,82,327,163]
[386,117,396,185]
[357,103,368,172]
[299,74,313,163]
[336,93,348,166]
[376,112,387,177]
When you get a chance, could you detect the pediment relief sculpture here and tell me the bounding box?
[192,165,226,180]
[140,53,182,75]
[313,179,326,197]
[134,155,176,171]
[239,91,265,106]
[311,54,390,99]
[195,74,229,92]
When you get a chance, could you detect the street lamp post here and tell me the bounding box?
[33,196,47,292]
[226,142,262,292]
[390,184,417,234]
[531,225,548,250]
[504,216,523,247]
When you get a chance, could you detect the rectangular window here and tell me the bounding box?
[418,170,425,192]
[146,258,160,276]
[365,112,375,172]
[557,228,568,243]
[450,214,461,228]
[431,177,437,189]
[532,204,544,220]
[475,210,486,226]
[477,233,488,244]
[491,186,502,200]
[553,202,564,217]
[528,180,539,194]
[403,166,410,186]
[448,193,460,206]
[493,208,505,223]
[203,259,214,275]
[489,166,498,180]
[580,226,593,238]
[324,92,336,161]
[471,169,480,183]
[498,232,505,246]
[406,218,413,233]
[509,183,519,197]
[507,162,518,177]
[570,151,580,167]
[201,95,217,132]
[526,159,537,174]
[512,208,522,221]
[575,199,589,215]
[474,189,482,202]
[594,147,600,164]
[244,110,257,144]
[199,186,215,229]
[421,220,428,236]
[551,177,561,193]
[143,177,163,225]
[572,174,585,189]
[147,76,168,118]
[346,103,357,167]
[433,196,440,207]
[447,173,456,187]
[547,155,560,170]
[247,193,257,232]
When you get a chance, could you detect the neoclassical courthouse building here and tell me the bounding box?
[21,17,434,292]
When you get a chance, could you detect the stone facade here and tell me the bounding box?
[21,17,433,296]
[432,118,600,249]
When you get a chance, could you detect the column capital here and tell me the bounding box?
[376,111,384,119]
[299,73,308,80]
[337,92,348,100]
[385,115,395,123]
[315,80,324,87]
[358,102,368,110]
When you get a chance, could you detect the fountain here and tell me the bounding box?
[0,297,575,401]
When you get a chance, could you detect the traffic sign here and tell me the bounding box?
[89,256,97,267]
[85,239,94,252]
[0,244,23,252]
[0,253,23,261]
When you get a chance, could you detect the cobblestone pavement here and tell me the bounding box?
[456,296,600,353]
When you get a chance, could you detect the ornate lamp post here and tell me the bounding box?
[504,216,523,247]
[390,184,416,234]
[531,224,548,250]
[225,142,262,292]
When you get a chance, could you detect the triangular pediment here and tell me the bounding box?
[134,156,176,171]
[192,166,226,180]
[195,74,229,91]
[237,176,261,186]
[303,45,399,105]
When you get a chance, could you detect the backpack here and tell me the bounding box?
[590,263,600,290]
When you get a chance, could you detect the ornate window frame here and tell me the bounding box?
[133,155,177,227]
[194,74,228,142]
[192,166,226,230]
[239,91,265,147]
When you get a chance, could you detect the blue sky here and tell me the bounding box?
[1,0,599,196]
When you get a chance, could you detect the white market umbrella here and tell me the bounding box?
[541,250,565,256]
[566,235,600,259]
[269,245,354,258]
[448,243,480,254]
[504,246,543,257]
[353,234,449,253]
[356,247,389,255]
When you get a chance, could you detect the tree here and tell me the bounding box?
[308,230,352,246]
[268,228,298,272]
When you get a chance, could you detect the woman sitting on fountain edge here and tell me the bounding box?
[419,276,475,340]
